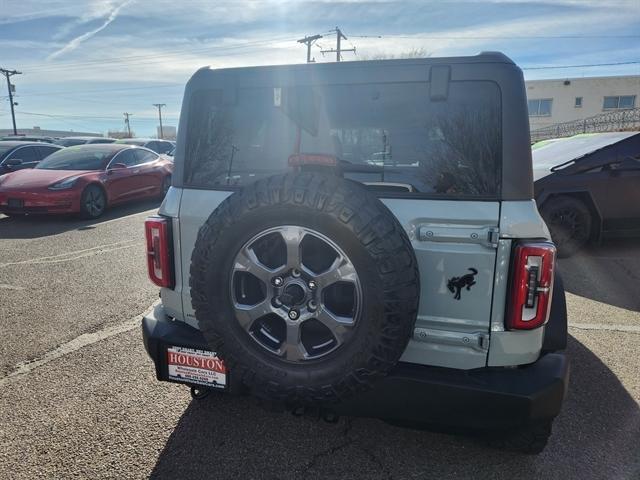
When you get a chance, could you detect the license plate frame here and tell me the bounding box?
[165,346,227,389]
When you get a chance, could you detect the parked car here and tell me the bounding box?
[0,135,56,143]
[533,131,640,257]
[0,144,172,218]
[141,53,568,454]
[55,136,117,147]
[115,138,174,154]
[0,141,62,176]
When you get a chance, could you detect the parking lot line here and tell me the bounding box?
[0,303,157,388]
[0,240,139,267]
[569,323,640,333]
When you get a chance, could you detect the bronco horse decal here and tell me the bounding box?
[447,268,478,300]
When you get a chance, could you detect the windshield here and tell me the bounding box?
[184,81,502,197]
[36,146,115,170]
[55,138,88,147]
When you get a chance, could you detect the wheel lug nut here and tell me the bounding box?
[291,269,301,278]
[273,297,282,307]
[308,280,317,290]
[288,309,299,320]
[307,300,317,312]
[272,276,284,287]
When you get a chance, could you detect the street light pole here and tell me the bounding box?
[153,103,166,139]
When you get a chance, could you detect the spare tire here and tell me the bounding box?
[190,172,419,405]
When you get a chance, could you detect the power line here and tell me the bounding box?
[350,34,640,40]
[20,35,299,73]
[0,68,21,135]
[522,61,640,70]
[19,83,183,98]
[16,110,158,120]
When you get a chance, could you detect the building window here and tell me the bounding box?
[603,95,636,110]
[528,98,553,117]
[575,97,582,108]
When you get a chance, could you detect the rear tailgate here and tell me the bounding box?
[385,199,499,369]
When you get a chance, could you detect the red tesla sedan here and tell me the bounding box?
[0,144,173,218]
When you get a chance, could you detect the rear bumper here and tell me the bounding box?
[142,304,569,429]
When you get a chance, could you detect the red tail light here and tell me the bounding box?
[145,216,174,288]
[506,242,556,330]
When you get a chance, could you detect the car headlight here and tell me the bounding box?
[48,176,80,190]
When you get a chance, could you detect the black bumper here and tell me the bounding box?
[142,305,569,429]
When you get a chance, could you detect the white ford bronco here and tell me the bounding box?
[142,52,569,454]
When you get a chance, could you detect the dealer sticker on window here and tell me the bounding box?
[166,346,227,389]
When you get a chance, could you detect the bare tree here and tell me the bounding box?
[421,108,501,196]
[358,47,430,61]
[184,93,235,187]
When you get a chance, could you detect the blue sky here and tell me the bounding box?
[1,0,639,136]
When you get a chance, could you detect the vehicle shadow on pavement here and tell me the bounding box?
[0,199,161,240]
[558,237,640,312]
[149,336,639,480]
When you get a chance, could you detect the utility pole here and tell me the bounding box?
[123,112,133,138]
[297,34,323,63]
[152,103,166,138]
[321,27,356,62]
[1,68,22,135]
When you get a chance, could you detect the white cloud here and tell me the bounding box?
[348,6,640,59]
[3,0,638,136]
[47,0,132,60]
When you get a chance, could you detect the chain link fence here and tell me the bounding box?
[530,108,640,143]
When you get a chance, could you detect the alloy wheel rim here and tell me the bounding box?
[85,190,104,216]
[549,208,588,246]
[230,225,362,362]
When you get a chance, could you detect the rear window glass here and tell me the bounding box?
[184,81,502,197]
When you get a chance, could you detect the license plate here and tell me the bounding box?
[166,346,227,389]
[8,198,24,208]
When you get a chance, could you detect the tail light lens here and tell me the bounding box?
[506,242,556,330]
[145,216,174,288]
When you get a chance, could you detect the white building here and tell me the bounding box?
[525,75,640,131]
[157,125,176,140]
[0,127,102,138]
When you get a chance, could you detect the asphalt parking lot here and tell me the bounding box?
[0,204,638,479]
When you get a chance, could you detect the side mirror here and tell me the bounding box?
[5,158,22,167]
